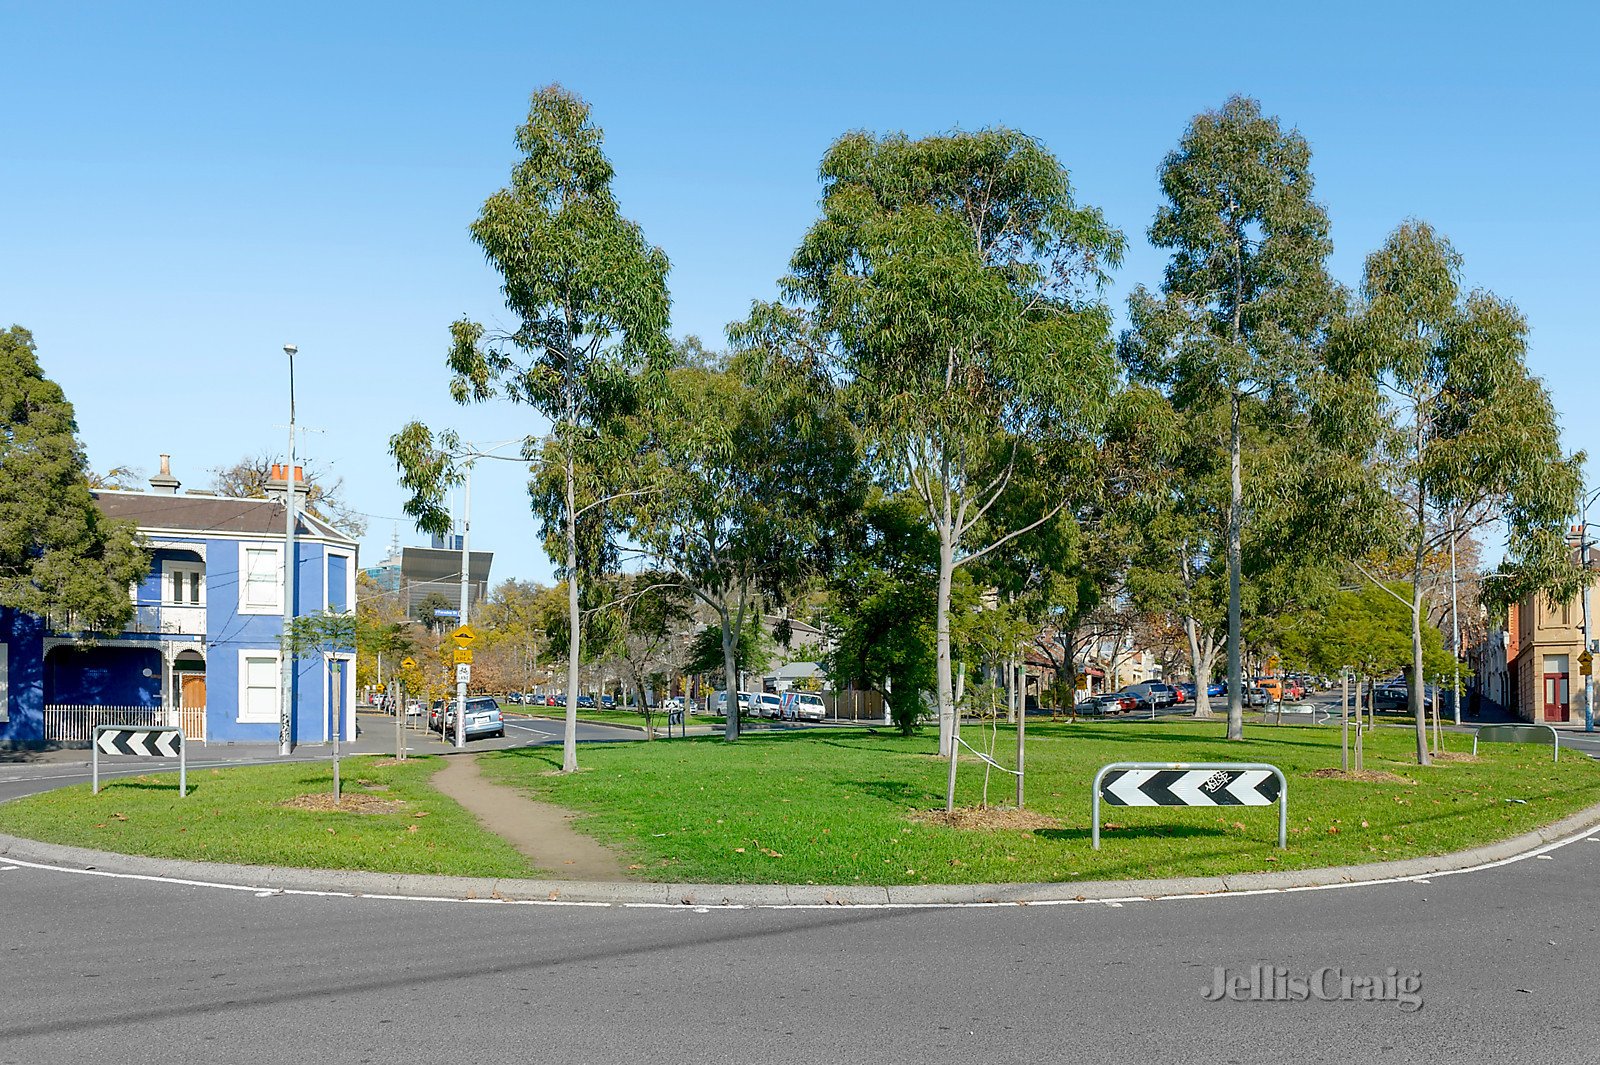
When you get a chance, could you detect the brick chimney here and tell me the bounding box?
[148,454,181,495]
[265,462,310,502]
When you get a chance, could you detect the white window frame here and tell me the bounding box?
[163,561,205,606]
[238,649,282,724]
[324,549,355,613]
[239,542,284,615]
[0,642,9,723]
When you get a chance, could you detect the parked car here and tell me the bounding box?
[780,691,827,722]
[506,691,523,704]
[405,699,424,718]
[1373,685,1409,710]
[714,691,760,715]
[1244,687,1270,707]
[1253,678,1284,701]
[1124,681,1177,709]
[600,695,616,708]
[1082,693,1137,715]
[576,694,596,709]
[428,696,505,739]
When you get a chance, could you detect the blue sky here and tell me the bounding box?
[5,1,1597,583]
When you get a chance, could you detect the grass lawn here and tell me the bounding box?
[478,720,1600,886]
[516,708,727,730]
[0,755,535,878]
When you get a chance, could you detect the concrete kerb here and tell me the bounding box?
[5,794,1600,907]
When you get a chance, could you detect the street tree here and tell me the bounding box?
[737,126,1123,758]
[1325,221,1582,764]
[0,326,147,630]
[396,85,673,773]
[622,358,862,741]
[282,610,357,801]
[1122,96,1342,740]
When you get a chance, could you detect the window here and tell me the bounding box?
[165,564,204,605]
[327,552,350,612]
[239,651,280,723]
[240,544,283,614]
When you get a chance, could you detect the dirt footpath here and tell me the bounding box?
[430,754,628,881]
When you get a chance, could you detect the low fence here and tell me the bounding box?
[823,689,887,722]
[43,705,205,745]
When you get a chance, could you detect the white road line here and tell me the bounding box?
[505,722,554,736]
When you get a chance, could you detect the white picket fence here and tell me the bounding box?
[43,705,205,744]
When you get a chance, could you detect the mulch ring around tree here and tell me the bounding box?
[910,807,1061,831]
[1305,768,1415,785]
[280,792,409,814]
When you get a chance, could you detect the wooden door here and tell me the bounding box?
[1543,673,1570,723]
[179,673,206,740]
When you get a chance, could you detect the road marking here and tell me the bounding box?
[505,722,554,737]
[0,865,16,871]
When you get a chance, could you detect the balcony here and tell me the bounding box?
[130,603,207,636]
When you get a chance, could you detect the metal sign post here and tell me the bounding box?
[93,725,186,797]
[1092,761,1285,850]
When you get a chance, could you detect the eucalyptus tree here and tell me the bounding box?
[0,326,147,630]
[1122,96,1341,740]
[737,127,1123,757]
[1325,222,1581,764]
[393,85,672,773]
[623,357,862,741]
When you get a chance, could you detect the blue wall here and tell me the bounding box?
[0,608,44,744]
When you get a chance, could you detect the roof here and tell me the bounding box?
[91,490,356,545]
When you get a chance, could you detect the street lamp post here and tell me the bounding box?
[280,343,298,757]
[1581,486,1599,734]
[454,461,473,750]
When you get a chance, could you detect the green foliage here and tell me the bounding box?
[0,326,147,630]
[736,125,1124,752]
[682,621,773,681]
[282,609,358,658]
[1277,582,1452,679]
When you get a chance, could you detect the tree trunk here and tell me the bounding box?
[1226,391,1244,740]
[935,520,956,758]
[721,608,741,742]
[1410,519,1432,766]
[1186,616,1214,719]
[562,451,581,774]
[1015,664,1026,808]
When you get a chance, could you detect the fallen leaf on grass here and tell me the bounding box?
[734,847,746,853]
[406,824,419,833]
[111,813,128,821]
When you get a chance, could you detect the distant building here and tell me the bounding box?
[362,531,493,621]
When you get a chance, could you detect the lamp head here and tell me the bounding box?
[283,343,298,357]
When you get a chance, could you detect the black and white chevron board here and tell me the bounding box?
[92,725,187,797]
[1092,761,1285,850]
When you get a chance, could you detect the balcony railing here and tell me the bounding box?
[128,603,206,636]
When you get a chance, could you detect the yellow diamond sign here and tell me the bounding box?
[401,657,417,670]
[452,624,476,648]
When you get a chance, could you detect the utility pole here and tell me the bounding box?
[1583,505,1595,734]
[1450,513,1462,727]
[280,343,298,757]
[455,463,472,750]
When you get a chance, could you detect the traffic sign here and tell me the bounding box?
[92,725,186,797]
[452,624,476,648]
[453,648,473,665]
[1092,761,1286,850]
[1581,651,1594,676]
[401,657,417,670]
[1101,767,1280,807]
[455,663,471,684]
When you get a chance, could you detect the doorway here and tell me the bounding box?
[1542,654,1570,723]
[172,651,206,741]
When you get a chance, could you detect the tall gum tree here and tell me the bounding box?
[392,86,672,773]
[1122,96,1340,741]
[1325,221,1581,765]
[736,127,1123,757]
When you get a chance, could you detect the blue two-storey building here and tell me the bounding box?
[0,459,358,747]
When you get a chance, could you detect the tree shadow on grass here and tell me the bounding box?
[844,779,940,805]
[1035,824,1230,843]
[96,778,202,795]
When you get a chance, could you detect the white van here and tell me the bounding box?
[782,692,826,722]
[713,691,760,715]
[756,693,783,718]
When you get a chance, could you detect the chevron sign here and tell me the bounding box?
[1101,767,1279,807]
[1092,761,1286,850]
[95,727,183,758]
[92,725,187,797]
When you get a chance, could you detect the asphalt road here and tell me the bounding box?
[4,716,1600,1063]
